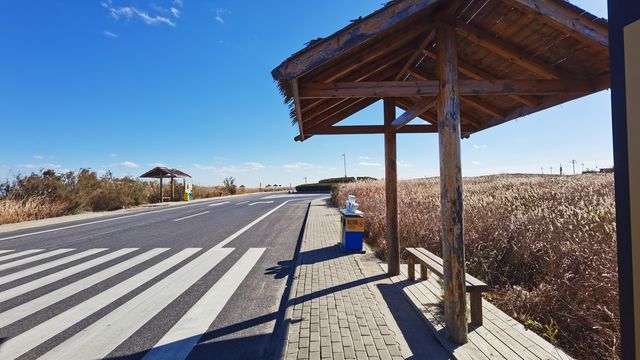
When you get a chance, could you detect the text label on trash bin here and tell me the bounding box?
[345,218,365,232]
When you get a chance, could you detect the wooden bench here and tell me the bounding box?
[405,247,488,326]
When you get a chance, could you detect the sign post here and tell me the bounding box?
[609,0,640,358]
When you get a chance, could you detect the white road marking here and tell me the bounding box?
[40,248,234,360]
[0,248,74,272]
[0,248,107,285]
[208,201,230,207]
[261,194,319,199]
[0,248,173,329]
[173,211,209,222]
[236,201,249,205]
[0,200,224,242]
[248,201,274,206]
[0,250,14,255]
[0,248,138,303]
[0,249,44,262]
[143,248,265,360]
[213,200,290,248]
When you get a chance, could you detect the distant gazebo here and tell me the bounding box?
[140,167,191,203]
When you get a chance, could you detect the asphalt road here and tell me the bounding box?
[0,192,325,359]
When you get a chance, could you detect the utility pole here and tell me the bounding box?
[550,166,553,174]
[259,182,262,191]
[570,160,577,175]
[581,162,585,173]
[541,167,544,174]
[560,163,563,175]
[304,177,307,184]
[342,153,347,178]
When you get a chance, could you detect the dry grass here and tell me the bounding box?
[0,197,69,224]
[333,174,618,359]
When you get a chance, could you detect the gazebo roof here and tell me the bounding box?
[272,0,610,141]
[139,167,191,179]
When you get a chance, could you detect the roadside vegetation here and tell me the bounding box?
[0,170,277,225]
[333,174,618,359]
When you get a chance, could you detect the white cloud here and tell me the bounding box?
[283,162,314,170]
[358,161,382,167]
[109,153,118,157]
[103,30,119,38]
[359,156,370,160]
[473,144,487,149]
[245,162,265,170]
[33,155,43,160]
[102,2,176,27]
[472,161,482,165]
[120,161,140,168]
[398,160,412,168]
[170,7,180,18]
[173,0,183,6]
[17,163,61,169]
[214,8,228,24]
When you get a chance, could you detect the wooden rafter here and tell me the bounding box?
[392,97,437,129]
[503,0,608,49]
[394,29,436,81]
[456,23,565,79]
[304,98,378,132]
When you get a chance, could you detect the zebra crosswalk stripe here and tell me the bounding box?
[0,248,75,271]
[0,248,138,303]
[0,249,44,263]
[0,248,200,359]
[0,248,170,329]
[143,248,266,360]
[40,248,235,360]
[0,248,107,285]
[0,250,15,255]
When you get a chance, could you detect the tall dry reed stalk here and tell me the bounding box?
[334,174,617,359]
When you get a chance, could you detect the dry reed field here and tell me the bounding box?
[333,174,617,359]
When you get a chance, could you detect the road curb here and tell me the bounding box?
[273,199,312,360]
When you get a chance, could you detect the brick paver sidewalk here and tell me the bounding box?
[283,199,404,360]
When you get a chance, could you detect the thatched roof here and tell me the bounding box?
[272,0,610,141]
[139,167,191,179]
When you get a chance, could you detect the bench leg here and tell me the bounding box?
[408,257,415,280]
[420,264,429,280]
[470,291,483,326]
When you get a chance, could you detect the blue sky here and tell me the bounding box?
[0,1,612,187]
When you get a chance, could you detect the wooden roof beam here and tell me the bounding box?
[300,81,439,99]
[300,79,595,99]
[392,97,437,129]
[456,23,565,79]
[503,0,608,49]
[303,98,379,132]
[421,48,539,107]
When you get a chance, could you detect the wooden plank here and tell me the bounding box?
[291,78,306,141]
[408,257,416,280]
[384,98,400,276]
[503,0,608,49]
[394,29,436,81]
[437,21,468,345]
[392,97,437,128]
[271,0,443,80]
[456,23,565,79]
[299,81,439,99]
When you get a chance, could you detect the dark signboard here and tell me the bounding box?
[609,0,640,358]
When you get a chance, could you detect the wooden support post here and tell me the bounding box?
[408,257,415,280]
[171,176,175,201]
[384,98,400,276]
[470,291,483,326]
[437,21,468,344]
[421,263,429,280]
[160,178,164,203]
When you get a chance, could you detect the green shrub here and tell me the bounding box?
[295,183,336,192]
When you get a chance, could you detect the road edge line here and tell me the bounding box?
[272,199,312,360]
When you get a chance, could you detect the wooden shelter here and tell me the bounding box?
[140,167,191,203]
[272,0,610,344]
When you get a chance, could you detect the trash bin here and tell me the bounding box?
[339,195,365,253]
